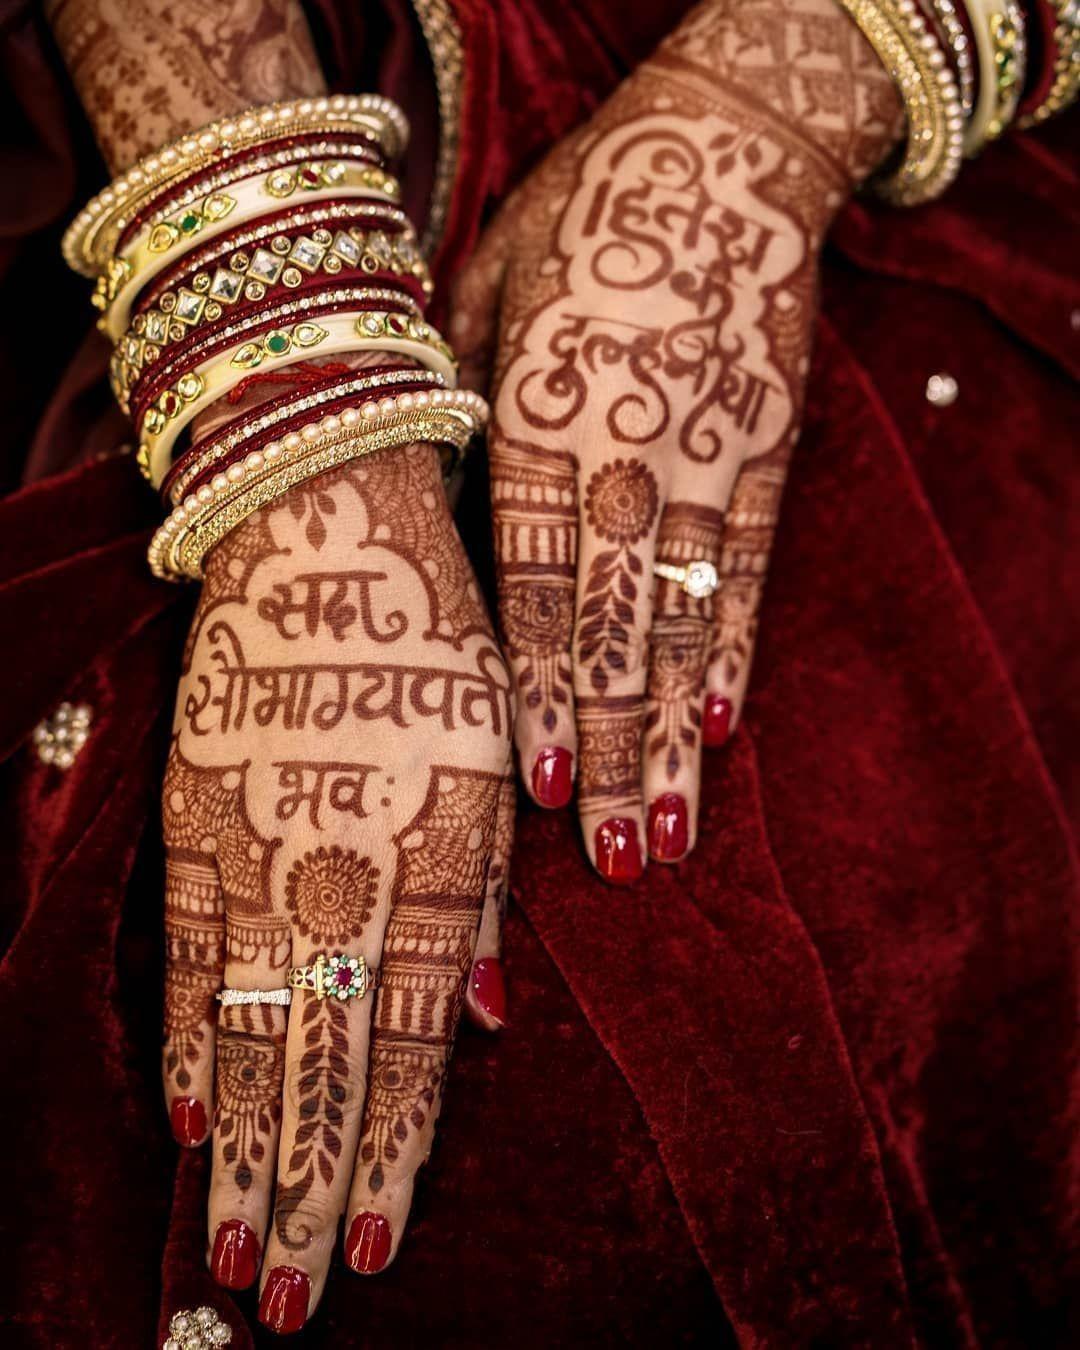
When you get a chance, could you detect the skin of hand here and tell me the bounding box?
[163,444,514,1326]
[450,0,903,882]
[44,0,514,1329]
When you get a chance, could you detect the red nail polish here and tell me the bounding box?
[648,793,689,861]
[170,1096,207,1148]
[703,695,733,747]
[346,1212,392,1275]
[595,817,643,884]
[532,747,573,808]
[471,957,507,1026]
[211,1219,261,1290]
[259,1266,310,1335]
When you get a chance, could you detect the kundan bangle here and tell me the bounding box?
[137,310,457,484]
[165,366,449,504]
[961,0,1027,151]
[119,284,424,413]
[1018,0,1080,126]
[835,0,964,204]
[101,161,401,340]
[63,94,409,277]
[149,390,489,579]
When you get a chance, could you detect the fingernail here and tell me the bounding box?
[703,695,733,747]
[170,1096,207,1147]
[471,957,507,1026]
[532,747,573,808]
[259,1266,310,1335]
[595,817,644,884]
[346,1211,393,1275]
[648,793,689,861]
[211,1219,261,1290]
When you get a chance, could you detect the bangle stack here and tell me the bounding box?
[62,94,487,582]
[838,0,1076,204]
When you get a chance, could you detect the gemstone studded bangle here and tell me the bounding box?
[961,0,1028,152]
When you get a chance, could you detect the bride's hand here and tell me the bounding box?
[452,0,901,880]
[161,445,513,1331]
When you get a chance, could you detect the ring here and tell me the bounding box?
[653,559,719,599]
[288,952,377,1002]
[216,987,292,1006]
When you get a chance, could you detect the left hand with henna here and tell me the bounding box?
[452,0,903,879]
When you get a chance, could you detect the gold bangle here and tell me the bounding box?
[101,162,401,340]
[116,226,431,399]
[64,94,409,278]
[962,0,1027,152]
[116,283,423,413]
[137,310,458,486]
[149,393,488,579]
[835,0,965,205]
[167,366,449,505]
[1018,0,1080,127]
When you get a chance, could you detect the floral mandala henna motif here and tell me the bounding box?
[578,459,659,693]
[585,458,659,545]
[276,995,350,1249]
[359,766,502,1192]
[284,845,380,948]
[215,1002,286,1191]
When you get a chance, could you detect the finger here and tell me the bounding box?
[574,456,662,884]
[466,771,516,1031]
[704,457,787,748]
[162,738,226,1148]
[491,432,579,810]
[642,502,726,862]
[344,767,503,1276]
[258,843,390,1335]
[448,190,525,393]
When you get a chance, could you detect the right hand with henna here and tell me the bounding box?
[161,444,513,1332]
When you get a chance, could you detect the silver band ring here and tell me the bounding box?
[216,987,292,1007]
[288,951,376,1002]
[653,559,719,599]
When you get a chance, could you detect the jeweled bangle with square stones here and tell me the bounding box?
[961,0,1028,151]
[835,0,965,205]
[63,94,409,278]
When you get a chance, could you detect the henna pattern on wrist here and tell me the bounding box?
[358,767,502,1192]
[46,0,324,173]
[215,1001,286,1191]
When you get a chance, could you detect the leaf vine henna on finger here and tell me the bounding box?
[216,1002,287,1192]
[358,767,502,1194]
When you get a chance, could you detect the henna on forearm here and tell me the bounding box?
[45,0,324,173]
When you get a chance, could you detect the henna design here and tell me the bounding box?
[358,767,502,1192]
[578,459,658,694]
[275,995,349,1250]
[284,846,380,949]
[46,0,324,173]
[273,760,376,826]
[257,570,409,644]
[342,445,492,649]
[164,736,289,996]
[492,440,577,733]
[215,1002,286,1191]
[185,621,511,738]
[576,695,642,817]
[487,774,517,931]
[184,510,286,673]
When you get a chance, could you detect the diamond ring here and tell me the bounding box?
[653,559,719,599]
[216,987,292,1007]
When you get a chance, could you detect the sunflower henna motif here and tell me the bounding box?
[284,844,380,946]
[585,458,659,545]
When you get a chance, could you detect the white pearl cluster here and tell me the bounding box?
[163,1305,232,1349]
[32,702,92,770]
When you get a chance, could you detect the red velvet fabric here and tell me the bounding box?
[1,1,1076,1346]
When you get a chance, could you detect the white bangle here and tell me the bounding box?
[961,0,1027,153]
